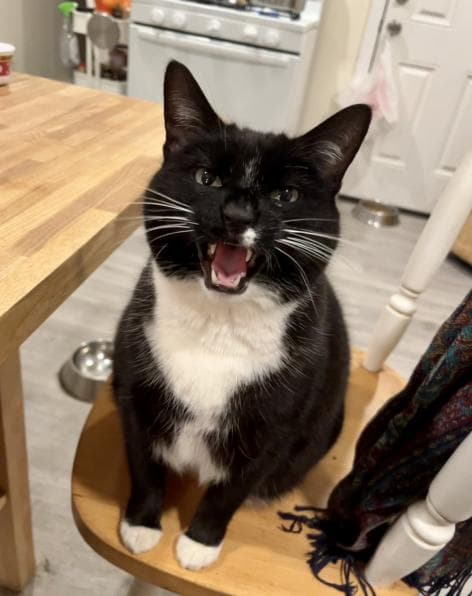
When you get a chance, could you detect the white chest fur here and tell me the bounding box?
[145,265,297,484]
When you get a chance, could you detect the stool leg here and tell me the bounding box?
[127,579,174,596]
[0,351,36,591]
[365,432,472,586]
[364,151,472,372]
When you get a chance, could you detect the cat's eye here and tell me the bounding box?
[195,168,222,188]
[270,188,299,204]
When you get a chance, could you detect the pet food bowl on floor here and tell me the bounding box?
[60,340,114,403]
[352,199,400,228]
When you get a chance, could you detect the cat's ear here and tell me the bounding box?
[163,60,221,154]
[292,105,372,191]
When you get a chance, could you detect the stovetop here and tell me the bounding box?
[131,0,321,40]
[174,0,322,27]
[188,0,300,19]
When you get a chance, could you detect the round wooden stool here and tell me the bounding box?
[71,350,414,596]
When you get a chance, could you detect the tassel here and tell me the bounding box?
[278,508,376,596]
[405,567,472,596]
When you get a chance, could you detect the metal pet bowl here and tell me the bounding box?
[352,199,400,228]
[59,340,114,403]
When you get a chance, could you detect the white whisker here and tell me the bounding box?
[277,239,331,264]
[280,238,360,273]
[149,229,193,243]
[145,215,193,223]
[285,228,362,249]
[157,243,168,257]
[117,215,198,228]
[126,200,193,215]
[283,218,338,224]
[143,187,190,209]
[146,223,191,234]
[274,246,317,315]
[284,236,334,256]
[144,200,194,215]
[132,183,189,207]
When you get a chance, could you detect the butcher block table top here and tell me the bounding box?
[0,73,163,592]
[0,73,163,364]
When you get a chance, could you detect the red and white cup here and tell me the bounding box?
[0,43,15,86]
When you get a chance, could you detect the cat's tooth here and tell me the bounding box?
[208,244,216,258]
[245,249,253,263]
[211,268,218,285]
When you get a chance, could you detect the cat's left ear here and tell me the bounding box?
[163,60,222,155]
[292,104,372,191]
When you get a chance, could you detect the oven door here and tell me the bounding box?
[128,24,302,133]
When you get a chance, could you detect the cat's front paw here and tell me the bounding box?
[176,534,222,571]
[120,519,163,554]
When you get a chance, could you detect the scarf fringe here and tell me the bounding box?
[280,508,472,596]
[279,508,376,596]
[405,567,472,596]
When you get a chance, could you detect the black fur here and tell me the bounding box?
[113,61,371,551]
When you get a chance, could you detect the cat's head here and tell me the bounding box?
[145,61,371,301]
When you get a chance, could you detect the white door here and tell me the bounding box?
[343,0,472,214]
[128,24,302,134]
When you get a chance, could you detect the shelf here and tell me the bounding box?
[73,70,127,95]
[71,10,129,96]
[73,10,129,45]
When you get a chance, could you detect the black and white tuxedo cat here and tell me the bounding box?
[113,61,371,570]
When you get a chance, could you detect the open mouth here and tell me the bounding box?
[199,242,258,294]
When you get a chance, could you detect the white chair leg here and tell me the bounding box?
[364,151,472,372]
[363,288,418,373]
[365,432,472,587]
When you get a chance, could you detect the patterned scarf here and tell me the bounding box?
[280,291,472,595]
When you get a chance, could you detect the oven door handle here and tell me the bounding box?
[136,27,293,67]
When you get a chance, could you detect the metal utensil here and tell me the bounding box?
[59,339,113,402]
[87,13,120,50]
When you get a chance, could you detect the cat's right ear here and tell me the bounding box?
[163,61,221,155]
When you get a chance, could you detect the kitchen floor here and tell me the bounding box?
[3,199,470,596]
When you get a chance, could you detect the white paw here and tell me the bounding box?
[176,534,222,571]
[119,519,162,554]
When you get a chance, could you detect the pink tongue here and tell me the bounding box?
[212,243,247,287]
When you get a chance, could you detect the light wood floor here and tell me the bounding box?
[3,200,470,596]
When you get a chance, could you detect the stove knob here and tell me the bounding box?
[264,29,280,47]
[172,11,187,28]
[151,7,165,25]
[242,25,258,42]
[207,18,221,34]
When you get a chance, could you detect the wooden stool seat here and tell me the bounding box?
[71,350,415,596]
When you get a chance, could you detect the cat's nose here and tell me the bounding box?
[222,200,254,228]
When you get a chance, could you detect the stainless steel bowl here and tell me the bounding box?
[352,199,400,228]
[59,340,113,402]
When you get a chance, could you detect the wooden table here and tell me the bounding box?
[0,73,163,591]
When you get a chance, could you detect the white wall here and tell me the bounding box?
[0,0,69,81]
[300,0,373,131]
[0,0,25,70]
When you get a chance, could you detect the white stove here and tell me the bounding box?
[128,0,322,134]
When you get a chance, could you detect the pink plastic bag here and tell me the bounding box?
[338,40,399,132]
